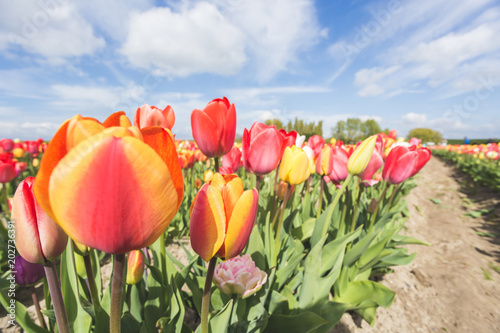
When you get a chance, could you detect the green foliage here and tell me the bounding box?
[265,117,323,139]
[407,128,442,143]
[432,149,500,191]
[331,118,382,144]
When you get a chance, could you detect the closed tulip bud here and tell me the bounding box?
[277,181,294,201]
[13,177,68,264]
[347,135,377,175]
[279,146,310,185]
[316,145,334,176]
[34,113,184,254]
[213,254,267,299]
[194,178,202,189]
[191,97,236,158]
[0,160,16,183]
[73,240,90,256]
[134,104,175,130]
[367,198,377,214]
[32,158,40,168]
[327,146,349,183]
[190,174,258,261]
[382,146,431,184]
[242,122,284,175]
[14,255,45,286]
[74,252,87,279]
[330,138,337,146]
[126,250,145,285]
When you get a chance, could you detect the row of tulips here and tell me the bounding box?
[431,144,500,191]
[1,97,431,333]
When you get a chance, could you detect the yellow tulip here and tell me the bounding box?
[347,135,377,175]
[279,146,310,185]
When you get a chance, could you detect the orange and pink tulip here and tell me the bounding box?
[34,112,184,254]
[134,104,175,130]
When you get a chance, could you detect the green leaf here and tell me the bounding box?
[209,299,233,333]
[60,243,93,333]
[429,198,441,205]
[265,311,328,333]
[334,280,395,310]
[0,290,50,333]
[391,234,430,246]
[291,218,316,241]
[298,235,327,310]
[316,302,349,333]
[246,225,266,270]
[275,252,305,290]
[343,231,379,267]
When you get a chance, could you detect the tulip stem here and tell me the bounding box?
[386,183,401,213]
[214,157,220,173]
[110,253,126,333]
[272,185,289,268]
[321,174,353,239]
[84,253,101,314]
[201,257,217,333]
[317,177,324,219]
[368,183,389,233]
[350,181,364,233]
[1,184,8,215]
[228,296,237,330]
[338,186,349,237]
[255,175,261,193]
[44,262,70,333]
[30,285,47,330]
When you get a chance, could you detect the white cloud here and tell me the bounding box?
[120,3,246,77]
[0,0,105,60]
[402,112,427,123]
[354,66,400,96]
[120,0,322,80]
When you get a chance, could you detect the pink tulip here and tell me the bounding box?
[383,146,431,184]
[191,97,236,158]
[134,104,175,130]
[327,146,349,183]
[307,135,325,157]
[242,122,284,175]
[1,139,14,152]
[213,254,267,299]
[222,146,242,173]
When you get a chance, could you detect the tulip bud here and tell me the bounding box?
[14,255,45,286]
[279,146,310,185]
[73,240,90,256]
[194,178,202,189]
[367,198,377,214]
[13,147,25,159]
[213,254,267,299]
[74,253,88,279]
[347,135,377,175]
[126,250,145,285]
[13,177,68,264]
[277,181,294,201]
[0,160,16,183]
[203,170,214,183]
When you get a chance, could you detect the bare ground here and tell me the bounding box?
[333,156,500,333]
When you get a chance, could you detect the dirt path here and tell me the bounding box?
[334,156,500,333]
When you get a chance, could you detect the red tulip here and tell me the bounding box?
[34,112,184,254]
[242,122,284,175]
[0,159,16,183]
[191,97,236,158]
[222,146,242,173]
[382,146,431,184]
[388,129,397,139]
[12,177,68,264]
[1,139,14,152]
[189,173,258,261]
[306,135,325,157]
[134,104,175,130]
[279,129,297,150]
[26,141,40,155]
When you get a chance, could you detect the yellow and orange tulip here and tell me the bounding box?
[34,112,184,255]
[347,135,377,175]
[189,173,258,262]
[126,250,145,285]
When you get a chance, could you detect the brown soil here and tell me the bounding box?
[332,156,500,333]
[3,156,500,332]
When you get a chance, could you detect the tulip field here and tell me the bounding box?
[431,143,500,192]
[0,100,436,333]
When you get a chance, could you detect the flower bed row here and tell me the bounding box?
[1,100,431,333]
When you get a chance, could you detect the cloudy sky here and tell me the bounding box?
[1,0,499,140]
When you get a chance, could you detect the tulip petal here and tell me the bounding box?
[248,128,283,175]
[279,147,293,181]
[289,151,310,185]
[66,115,105,151]
[13,181,45,264]
[222,177,244,221]
[223,189,258,260]
[191,109,220,156]
[190,184,226,261]
[141,127,184,208]
[103,111,132,128]
[49,135,179,254]
[34,120,70,221]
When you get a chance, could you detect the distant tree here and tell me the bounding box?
[264,117,323,139]
[331,118,382,143]
[407,128,442,143]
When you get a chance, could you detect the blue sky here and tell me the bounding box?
[1,0,499,140]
